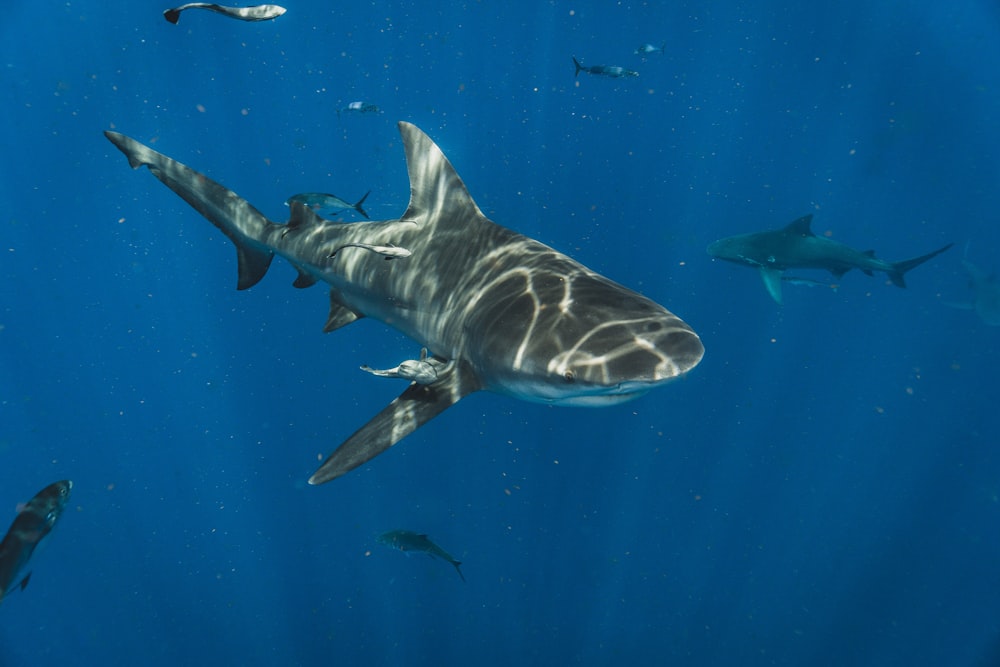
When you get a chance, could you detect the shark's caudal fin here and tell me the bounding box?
[888,243,954,288]
[104,131,275,290]
[572,57,583,77]
[308,360,481,484]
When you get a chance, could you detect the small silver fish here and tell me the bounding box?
[163,3,286,24]
[285,191,371,219]
[572,57,638,79]
[337,101,381,120]
[634,42,666,56]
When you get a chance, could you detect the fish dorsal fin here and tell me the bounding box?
[287,200,326,231]
[397,122,485,228]
[785,214,815,237]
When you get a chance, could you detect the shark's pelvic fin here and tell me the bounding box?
[323,291,364,332]
[308,359,481,484]
[759,267,784,304]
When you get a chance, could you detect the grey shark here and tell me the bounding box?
[707,214,953,304]
[0,480,72,605]
[163,3,286,24]
[377,529,465,582]
[946,257,1000,325]
[104,122,703,484]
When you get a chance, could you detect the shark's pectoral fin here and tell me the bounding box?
[308,361,481,484]
[759,267,784,304]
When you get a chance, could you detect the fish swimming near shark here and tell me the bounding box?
[286,191,371,220]
[0,480,72,605]
[163,3,286,24]
[945,257,1000,325]
[572,57,638,79]
[104,121,703,484]
[707,214,953,304]
[377,529,465,582]
[634,42,666,56]
[337,101,381,120]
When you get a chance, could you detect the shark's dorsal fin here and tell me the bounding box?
[397,121,485,228]
[785,214,815,237]
[308,359,481,484]
[323,290,363,332]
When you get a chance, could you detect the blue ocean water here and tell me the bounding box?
[2,1,999,665]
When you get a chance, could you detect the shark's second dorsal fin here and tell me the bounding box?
[785,214,815,237]
[287,200,326,231]
[397,122,485,228]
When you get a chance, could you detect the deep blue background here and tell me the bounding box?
[2,2,998,665]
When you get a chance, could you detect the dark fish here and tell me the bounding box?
[285,191,371,219]
[0,480,72,605]
[163,3,286,24]
[377,529,465,582]
[337,101,381,120]
[572,57,638,79]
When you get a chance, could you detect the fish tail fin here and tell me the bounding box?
[104,130,275,290]
[572,57,582,77]
[454,561,466,583]
[354,190,371,219]
[888,243,954,288]
[163,9,181,23]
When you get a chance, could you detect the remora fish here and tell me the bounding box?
[706,214,953,304]
[572,57,638,79]
[337,101,381,120]
[163,3,286,24]
[0,480,72,605]
[286,191,371,220]
[377,529,465,582]
[104,122,703,484]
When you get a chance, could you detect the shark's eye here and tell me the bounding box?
[563,370,576,383]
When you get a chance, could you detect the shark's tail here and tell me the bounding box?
[572,56,583,77]
[888,243,954,288]
[104,131,276,290]
[453,560,466,583]
[353,190,371,219]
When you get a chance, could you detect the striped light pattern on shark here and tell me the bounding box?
[105,122,703,483]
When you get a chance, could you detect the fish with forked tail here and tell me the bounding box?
[163,3,286,23]
[572,57,638,79]
[377,529,465,582]
[0,480,72,605]
[286,191,371,220]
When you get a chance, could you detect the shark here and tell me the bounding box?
[104,122,704,484]
[706,214,953,304]
[946,257,1000,325]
